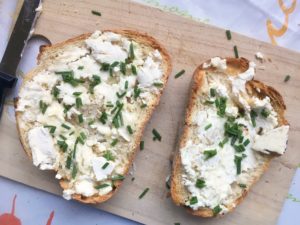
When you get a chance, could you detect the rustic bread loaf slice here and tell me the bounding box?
[171,57,289,217]
[15,30,171,203]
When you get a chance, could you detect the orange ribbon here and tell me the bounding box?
[266,0,296,45]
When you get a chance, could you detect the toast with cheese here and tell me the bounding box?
[15,30,171,203]
[171,57,289,217]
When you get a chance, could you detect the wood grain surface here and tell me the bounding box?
[0,0,300,224]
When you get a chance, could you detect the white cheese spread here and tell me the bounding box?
[180,57,289,213]
[17,30,165,200]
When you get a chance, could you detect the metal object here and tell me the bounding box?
[0,0,41,118]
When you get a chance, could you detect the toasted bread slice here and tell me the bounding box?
[171,57,289,217]
[15,30,171,203]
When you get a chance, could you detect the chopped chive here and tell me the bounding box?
[189,196,198,205]
[152,129,162,141]
[133,86,141,99]
[102,162,109,169]
[44,125,56,134]
[239,183,247,188]
[204,100,214,105]
[88,119,95,126]
[99,111,108,124]
[91,10,101,16]
[89,75,101,93]
[95,184,110,189]
[140,103,147,108]
[261,108,270,118]
[69,131,75,136]
[215,97,227,117]
[55,71,81,87]
[73,92,82,96]
[250,110,258,127]
[284,75,291,82]
[120,62,126,75]
[80,132,87,140]
[51,86,60,99]
[63,104,73,113]
[125,80,129,89]
[234,155,243,175]
[233,45,239,58]
[234,144,245,152]
[59,134,67,140]
[203,149,217,160]
[225,30,232,40]
[76,97,83,108]
[138,188,149,199]
[72,164,77,178]
[76,136,84,145]
[129,42,135,60]
[78,114,84,123]
[243,139,250,146]
[127,125,133,134]
[39,100,48,114]
[66,155,72,169]
[106,102,114,108]
[111,139,118,146]
[153,82,163,87]
[103,150,115,161]
[174,69,185,79]
[219,137,229,148]
[131,64,137,75]
[116,91,126,98]
[195,179,206,189]
[61,123,71,130]
[111,174,125,181]
[213,205,222,216]
[140,141,144,150]
[210,88,216,97]
[77,66,84,70]
[204,123,212,130]
[57,140,68,152]
[101,63,110,71]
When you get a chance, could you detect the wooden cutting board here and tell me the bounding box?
[1,0,299,224]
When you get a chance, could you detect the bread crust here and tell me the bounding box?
[170,57,288,217]
[15,30,172,204]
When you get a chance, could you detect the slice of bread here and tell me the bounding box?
[171,57,289,217]
[15,30,171,203]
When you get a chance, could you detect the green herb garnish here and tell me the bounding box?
[44,125,56,134]
[174,69,185,79]
[140,103,147,108]
[120,62,126,75]
[111,174,125,181]
[55,71,82,87]
[61,123,71,130]
[127,125,133,134]
[234,144,245,152]
[124,80,129,89]
[210,88,216,97]
[195,179,206,189]
[203,149,217,160]
[89,75,101,93]
[39,100,48,114]
[80,132,87,140]
[239,183,247,188]
[226,30,232,40]
[59,134,67,140]
[116,91,126,98]
[213,205,222,216]
[103,151,115,161]
[73,92,82,96]
[219,137,229,148]
[78,66,84,70]
[66,155,72,169]
[133,86,141,99]
[234,155,243,174]
[91,10,101,16]
[51,86,60,99]
[215,97,227,117]
[204,123,212,130]
[140,141,144,150]
[284,75,290,82]
[78,114,84,123]
[233,45,239,58]
[152,129,162,141]
[99,111,108,124]
[189,196,198,205]
[261,108,270,118]
[111,139,118,147]
[138,188,149,199]
[243,139,250,146]
[101,63,110,71]
[72,163,77,178]
[102,162,109,169]
[95,184,110,189]
[153,82,163,87]
[129,42,135,60]
[131,64,137,75]
[250,110,258,127]
[57,140,68,152]
[76,97,83,108]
